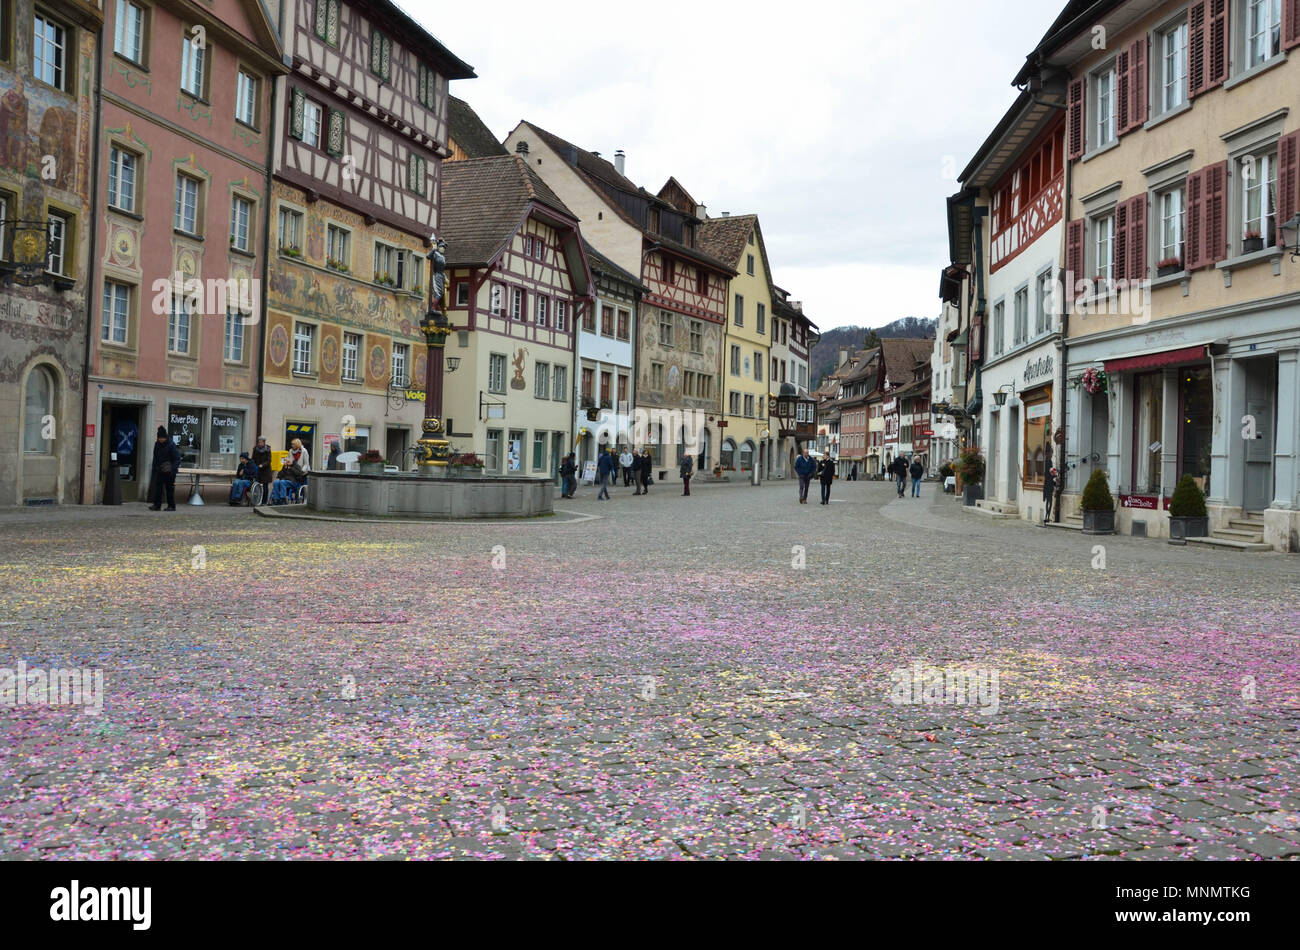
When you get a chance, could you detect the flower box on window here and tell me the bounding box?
[1156,257,1183,277]
[1242,230,1264,254]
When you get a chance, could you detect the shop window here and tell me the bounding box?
[168,406,204,469]
[23,366,55,454]
[1180,366,1213,491]
[210,411,243,470]
[1133,373,1164,494]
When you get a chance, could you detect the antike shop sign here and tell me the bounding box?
[1120,493,1171,511]
[1023,354,1054,385]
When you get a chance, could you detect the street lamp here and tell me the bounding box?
[1281,214,1300,261]
[993,385,1013,407]
[446,356,461,373]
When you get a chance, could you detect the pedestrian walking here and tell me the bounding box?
[596,449,614,501]
[679,453,694,496]
[1043,466,1058,523]
[639,449,653,494]
[559,454,577,498]
[619,448,634,487]
[818,455,837,505]
[892,456,908,497]
[909,457,924,498]
[794,449,816,504]
[148,426,180,511]
[251,436,273,507]
[325,442,342,471]
[849,462,858,482]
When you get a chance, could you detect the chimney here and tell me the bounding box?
[721,211,730,217]
[515,141,529,158]
[839,346,850,366]
[695,203,707,219]
[614,150,626,176]
[793,301,803,312]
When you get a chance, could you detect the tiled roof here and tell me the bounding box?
[448,97,507,159]
[525,123,641,194]
[696,215,756,269]
[440,156,577,267]
[881,338,936,377]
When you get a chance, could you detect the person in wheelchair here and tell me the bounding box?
[270,439,310,504]
[229,453,260,506]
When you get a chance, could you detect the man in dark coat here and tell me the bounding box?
[149,426,181,511]
[818,455,837,505]
[679,453,694,496]
[251,436,273,507]
[892,456,908,497]
[1042,466,1058,523]
[639,449,653,494]
[909,457,925,497]
[559,454,577,498]
[596,449,614,501]
[794,449,816,504]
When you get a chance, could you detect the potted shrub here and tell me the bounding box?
[1168,474,1208,543]
[359,449,386,475]
[1243,229,1264,254]
[1156,257,1183,278]
[449,452,486,477]
[1080,469,1115,535]
[957,446,984,507]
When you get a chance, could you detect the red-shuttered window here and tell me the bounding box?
[1067,78,1085,159]
[1186,168,1207,269]
[1277,131,1300,245]
[1189,0,1229,96]
[1286,0,1300,49]
[1185,161,1229,268]
[1126,195,1148,280]
[1066,219,1085,298]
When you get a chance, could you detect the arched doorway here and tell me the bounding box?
[22,363,61,503]
[740,439,755,473]
[721,438,736,470]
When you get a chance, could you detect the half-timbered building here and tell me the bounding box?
[577,240,641,469]
[503,123,735,474]
[439,155,591,478]
[85,0,285,502]
[0,0,102,505]
[262,0,474,467]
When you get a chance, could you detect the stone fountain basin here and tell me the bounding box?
[308,471,554,520]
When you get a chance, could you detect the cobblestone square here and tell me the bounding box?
[1,480,1297,860]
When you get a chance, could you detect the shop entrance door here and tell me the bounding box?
[106,404,142,502]
[1242,358,1277,512]
[1007,405,1019,504]
[1089,391,1109,475]
[988,412,1000,499]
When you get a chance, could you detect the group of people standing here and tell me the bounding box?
[794,449,838,505]
[561,448,660,501]
[888,455,926,498]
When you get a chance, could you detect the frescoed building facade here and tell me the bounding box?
[438,155,590,477]
[86,0,285,501]
[0,0,102,505]
[261,0,474,468]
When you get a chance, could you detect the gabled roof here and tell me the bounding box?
[448,97,507,159]
[440,156,578,268]
[697,215,756,269]
[658,177,699,215]
[513,120,736,276]
[880,338,936,382]
[366,0,476,81]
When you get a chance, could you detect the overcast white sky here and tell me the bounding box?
[401,0,1054,332]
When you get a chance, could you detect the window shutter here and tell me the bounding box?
[1277,131,1300,246]
[290,88,305,140]
[1115,48,1131,135]
[1128,38,1148,131]
[1066,78,1085,159]
[1188,1,1207,98]
[1115,200,1130,280]
[1204,160,1228,265]
[1127,195,1148,280]
[1207,0,1229,88]
[1066,218,1085,298]
[371,29,382,75]
[1286,0,1300,51]
[326,109,344,156]
[1185,169,1206,269]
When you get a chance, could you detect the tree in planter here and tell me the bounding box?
[1080,469,1115,535]
[957,446,984,506]
[1168,474,1208,541]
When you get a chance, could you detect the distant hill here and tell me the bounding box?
[811,317,937,389]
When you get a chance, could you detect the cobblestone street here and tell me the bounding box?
[2,479,1298,860]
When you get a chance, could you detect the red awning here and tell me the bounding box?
[1104,345,1208,374]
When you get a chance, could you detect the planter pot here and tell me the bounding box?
[1169,515,1208,540]
[1243,237,1264,254]
[1082,508,1115,535]
[359,463,385,475]
[1157,265,1182,278]
[962,485,983,507]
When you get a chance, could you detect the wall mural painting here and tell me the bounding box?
[269,259,422,339]
[511,349,528,391]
